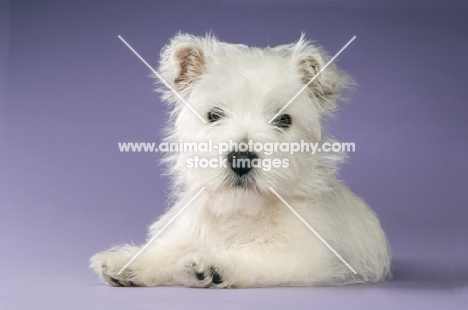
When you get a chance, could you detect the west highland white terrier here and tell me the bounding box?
[90,33,391,288]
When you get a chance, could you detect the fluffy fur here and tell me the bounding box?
[90,33,391,288]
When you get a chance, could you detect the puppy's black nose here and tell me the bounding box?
[227,151,258,176]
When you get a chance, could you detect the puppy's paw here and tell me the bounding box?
[173,254,230,288]
[90,247,140,287]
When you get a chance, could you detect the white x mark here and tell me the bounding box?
[115,34,358,276]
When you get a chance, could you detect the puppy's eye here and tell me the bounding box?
[208,108,224,123]
[273,114,292,129]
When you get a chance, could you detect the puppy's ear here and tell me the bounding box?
[158,33,210,97]
[293,35,353,113]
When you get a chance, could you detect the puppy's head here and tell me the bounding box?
[157,33,351,215]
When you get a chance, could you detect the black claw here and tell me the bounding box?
[110,277,124,287]
[212,271,223,284]
[196,272,206,280]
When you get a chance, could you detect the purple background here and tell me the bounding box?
[1,0,467,309]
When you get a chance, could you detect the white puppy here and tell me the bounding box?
[90,33,391,288]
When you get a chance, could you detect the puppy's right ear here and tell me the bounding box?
[158,33,209,98]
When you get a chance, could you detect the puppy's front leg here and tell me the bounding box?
[174,246,332,288]
[90,239,187,287]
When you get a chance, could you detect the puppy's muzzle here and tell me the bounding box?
[227,151,258,177]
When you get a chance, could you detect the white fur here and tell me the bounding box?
[90,33,391,288]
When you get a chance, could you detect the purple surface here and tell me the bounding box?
[1,0,467,309]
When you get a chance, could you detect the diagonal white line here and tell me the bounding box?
[117,35,207,124]
[117,187,206,275]
[268,187,357,275]
[268,36,356,123]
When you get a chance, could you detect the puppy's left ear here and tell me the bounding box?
[293,36,353,113]
[158,33,211,98]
